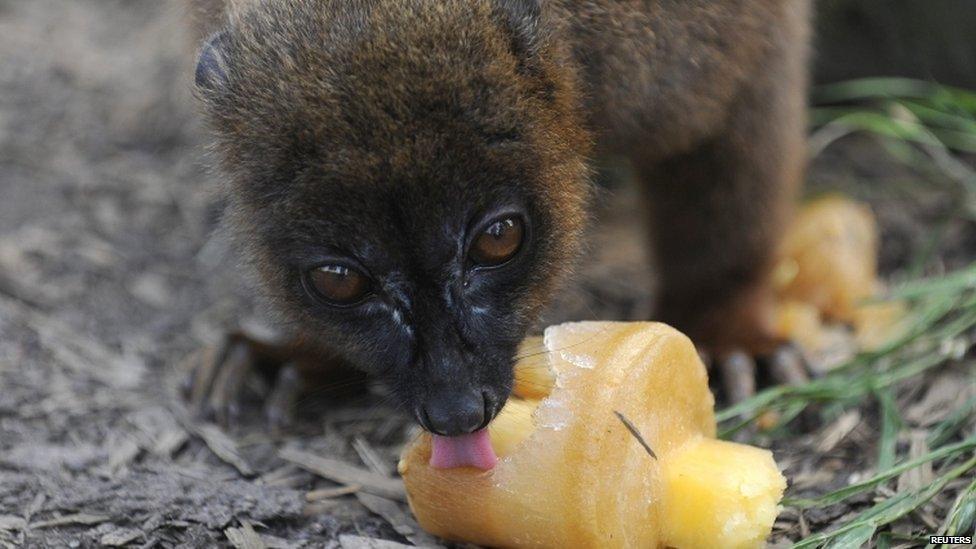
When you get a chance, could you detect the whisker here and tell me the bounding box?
[513,322,615,362]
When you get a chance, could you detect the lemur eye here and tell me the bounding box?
[305,264,372,306]
[470,216,524,266]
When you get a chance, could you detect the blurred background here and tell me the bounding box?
[816,0,976,87]
[0,1,973,546]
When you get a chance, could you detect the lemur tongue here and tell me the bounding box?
[429,429,497,470]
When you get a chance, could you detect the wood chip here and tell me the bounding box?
[904,374,970,426]
[108,437,142,472]
[129,272,170,308]
[305,485,361,502]
[790,468,836,491]
[262,471,312,490]
[816,410,861,453]
[338,535,413,549]
[261,534,299,549]
[0,516,26,532]
[258,467,309,489]
[188,422,254,476]
[258,465,299,486]
[152,428,189,457]
[225,521,266,549]
[356,493,441,547]
[31,513,110,529]
[897,431,934,493]
[0,294,145,389]
[279,448,405,501]
[352,436,390,476]
[303,500,341,516]
[101,527,143,547]
[24,493,45,522]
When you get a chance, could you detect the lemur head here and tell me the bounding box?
[195,0,591,435]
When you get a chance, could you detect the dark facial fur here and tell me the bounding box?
[195,0,591,434]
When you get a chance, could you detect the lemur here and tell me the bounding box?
[186,0,811,444]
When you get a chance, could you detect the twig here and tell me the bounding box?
[279,447,406,501]
[613,411,657,460]
[305,485,360,502]
[355,493,441,547]
[181,420,255,477]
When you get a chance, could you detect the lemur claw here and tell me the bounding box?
[181,333,300,429]
[713,343,812,405]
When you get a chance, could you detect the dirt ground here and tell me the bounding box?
[0,1,973,548]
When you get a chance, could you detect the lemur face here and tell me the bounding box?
[254,160,546,436]
[195,0,590,435]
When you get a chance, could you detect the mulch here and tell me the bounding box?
[0,1,972,547]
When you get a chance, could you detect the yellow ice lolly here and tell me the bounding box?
[399,322,786,548]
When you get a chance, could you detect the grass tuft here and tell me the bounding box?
[720,77,976,547]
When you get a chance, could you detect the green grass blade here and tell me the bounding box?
[897,100,976,134]
[821,523,876,549]
[792,454,976,548]
[784,437,976,509]
[810,111,942,146]
[886,264,976,299]
[927,476,976,548]
[812,77,976,112]
[813,77,946,104]
[874,387,901,472]
[928,395,976,448]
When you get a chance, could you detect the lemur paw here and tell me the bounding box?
[180,332,306,430]
[704,343,813,405]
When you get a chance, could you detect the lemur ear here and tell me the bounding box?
[195,31,232,91]
[494,0,542,55]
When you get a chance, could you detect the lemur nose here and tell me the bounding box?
[422,390,487,436]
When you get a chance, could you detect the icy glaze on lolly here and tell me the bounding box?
[399,322,786,548]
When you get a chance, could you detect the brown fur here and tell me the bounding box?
[190,0,810,400]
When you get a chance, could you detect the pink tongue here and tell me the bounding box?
[430,429,497,470]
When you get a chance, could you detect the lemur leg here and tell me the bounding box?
[181,330,367,429]
[637,42,811,402]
